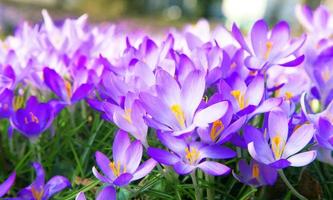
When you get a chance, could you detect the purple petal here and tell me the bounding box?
[173,161,195,175]
[270,21,290,55]
[200,145,236,159]
[44,176,71,199]
[147,147,179,165]
[287,151,317,167]
[157,132,187,156]
[217,116,247,144]
[268,109,289,144]
[113,130,130,165]
[283,124,315,158]
[232,23,251,53]
[193,101,229,127]
[251,20,268,57]
[198,161,231,176]
[155,69,181,106]
[92,167,110,183]
[71,83,93,103]
[125,140,143,173]
[113,173,133,186]
[244,56,263,70]
[181,70,205,123]
[95,151,114,180]
[96,186,116,200]
[31,162,45,189]
[0,172,16,197]
[43,67,67,100]
[245,75,264,106]
[76,192,86,200]
[269,159,291,169]
[132,158,157,181]
[279,55,305,67]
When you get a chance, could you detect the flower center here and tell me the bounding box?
[231,90,245,109]
[24,112,39,124]
[170,104,185,128]
[284,91,293,100]
[252,163,260,179]
[264,41,273,60]
[64,80,72,98]
[210,120,224,141]
[185,147,200,164]
[123,108,132,124]
[31,187,44,200]
[14,95,24,111]
[109,161,126,177]
[271,135,285,159]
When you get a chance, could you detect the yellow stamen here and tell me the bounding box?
[210,120,224,141]
[31,187,44,200]
[230,62,237,69]
[321,69,330,82]
[64,80,72,97]
[13,95,24,111]
[264,41,273,60]
[231,90,245,109]
[29,112,39,124]
[123,109,132,124]
[284,92,293,100]
[185,147,200,164]
[249,71,257,76]
[109,161,125,177]
[170,104,185,127]
[252,163,260,179]
[271,135,285,159]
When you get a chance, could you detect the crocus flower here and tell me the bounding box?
[232,20,306,71]
[43,67,93,105]
[75,189,116,200]
[148,132,235,175]
[93,130,156,189]
[244,110,317,169]
[233,159,277,187]
[14,162,70,200]
[0,172,16,197]
[10,96,55,139]
[140,69,229,136]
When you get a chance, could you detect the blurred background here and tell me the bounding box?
[0,0,331,35]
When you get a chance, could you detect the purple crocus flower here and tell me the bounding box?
[43,67,93,105]
[140,69,229,136]
[244,109,316,169]
[14,162,70,200]
[0,172,16,197]
[0,88,14,119]
[232,20,306,71]
[92,130,156,190]
[233,159,277,187]
[148,132,235,175]
[75,190,116,200]
[10,96,55,139]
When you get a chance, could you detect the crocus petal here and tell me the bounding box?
[245,75,264,106]
[173,161,195,175]
[282,124,315,158]
[198,161,231,176]
[155,69,181,106]
[244,56,263,70]
[251,20,268,57]
[147,147,179,165]
[232,23,251,53]
[31,162,45,189]
[193,101,229,127]
[217,116,247,144]
[132,159,157,181]
[200,145,236,159]
[113,173,133,186]
[125,140,143,173]
[44,176,71,199]
[287,151,317,167]
[269,159,291,169]
[157,132,187,156]
[75,192,86,200]
[96,186,116,200]
[268,109,289,143]
[0,172,16,197]
[113,130,130,165]
[43,67,67,100]
[92,167,110,183]
[248,142,274,164]
[95,151,114,179]
[71,83,93,103]
[181,70,205,123]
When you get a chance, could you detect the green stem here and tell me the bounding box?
[191,171,201,200]
[205,173,214,200]
[278,170,307,200]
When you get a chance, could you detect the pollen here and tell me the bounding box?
[271,135,285,159]
[170,104,185,128]
[14,95,24,111]
[185,147,200,164]
[284,91,293,100]
[64,80,72,98]
[123,108,132,124]
[231,90,245,109]
[264,41,273,60]
[109,161,126,177]
[31,187,44,200]
[210,120,224,141]
[252,163,260,179]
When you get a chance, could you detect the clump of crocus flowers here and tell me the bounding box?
[1,4,333,200]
